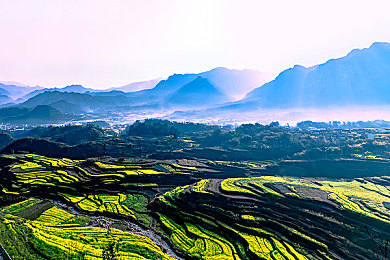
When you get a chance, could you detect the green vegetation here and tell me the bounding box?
[1,151,390,259]
[63,194,136,219]
[159,214,239,260]
[0,198,173,259]
[157,182,310,260]
[210,160,268,169]
[155,175,390,259]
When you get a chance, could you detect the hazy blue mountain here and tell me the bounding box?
[125,67,268,106]
[0,104,82,124]
[151,74,196,94]
[19,91,130,113]
[167,76,231,108]
[17,82,157,104]
[28,105,64,119]
[0,83,42,100]
[0,107,29,119]
[0,105,66,124]
[17,84,96,103]
[0,132,14,150]
[88,90,127,96]
[108,78,163,92]
[198,67,272,99]
[122,74,212,108]
[0,94,12,105]
[10,68,268,113]
[238,42,390,108]
[48,100,85,114]
[17,89,46,102]
[112,74,207,107]
[0,88,11,96]
[157,67,269,100]
[61,84,95,93]
[0,81,29,87]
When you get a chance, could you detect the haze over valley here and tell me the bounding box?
[2,43,390,126]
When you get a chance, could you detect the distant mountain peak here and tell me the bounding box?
[175,76,216,94]
[193,75,208,82]
[62,85,89,92]
[292,65,306,70]
[64,84,84,88]
[345,41,390,57]
[0,81,30,87]
[206,67,230,73]
[370,41,390,48]
[167,76,231,108]
[108,78,162,93]
[237,41,390,109]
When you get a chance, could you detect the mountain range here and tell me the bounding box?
[3,43,390,124]
[0,83,42,102]
[228,42,390,110]
[3,68,268,115]
[167,76,231,108]
[107,78,163,92]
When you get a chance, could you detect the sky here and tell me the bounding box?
[1,0,390,89]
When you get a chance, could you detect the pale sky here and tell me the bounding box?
[1,0,390,89]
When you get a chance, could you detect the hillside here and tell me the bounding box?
[0,83,42,100]
[0,105,80,125]
[238,42,390,108]
[167,76,232,108]
[13,67,266,114]
[108,78,163,92]
[4,105,65,123]
[199,67,272,99]
[19,91,130,113]
[17,84,96,102]
[124,67,269,106]
[0,94,12,105]
[16,125,110,145]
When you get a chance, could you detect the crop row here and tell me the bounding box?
[60,193,146,220]
[1,199,173,260]
[2,198,42,215]
[219,176,390,223]
[159,214,238,260]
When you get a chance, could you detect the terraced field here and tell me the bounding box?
[155,177,390,259]
[0,199,174,259]
[0,153,390,259]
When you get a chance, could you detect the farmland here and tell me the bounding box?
[154,176,390,259]
[0,199,174,259]
[0,151,389,259]
[1,122,390,259]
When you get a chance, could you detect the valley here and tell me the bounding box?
[3,2,390,259]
